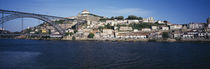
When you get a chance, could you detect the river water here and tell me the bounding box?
[0,39,210,69]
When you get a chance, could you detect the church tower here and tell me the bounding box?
[207,17,210,24]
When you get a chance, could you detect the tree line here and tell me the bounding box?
[100,15,143,21]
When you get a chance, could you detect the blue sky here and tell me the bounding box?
[0,0,210,32]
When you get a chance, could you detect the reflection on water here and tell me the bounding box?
[0,39,210,69]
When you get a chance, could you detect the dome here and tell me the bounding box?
[82,9,90,14]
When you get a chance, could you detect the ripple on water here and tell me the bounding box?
[0,51,41,68]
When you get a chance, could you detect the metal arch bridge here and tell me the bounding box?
[0,9,81,35]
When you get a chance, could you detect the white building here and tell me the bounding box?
[143,17,155,23]
[161,26,169,30]
[170,24,183,30]
[30,32,35,34]
[127,20,139,24]
[188,23,205,29]
[106,20,128,26]
[151,26,158,30]
[103,29,114,34]
[65,29,74,33]
[133,29,139,32]
[35,29,39,32]
[149,32,162,39]
[119,27,133,31]
[198,33,207,37]
[182,34,194,39]
[81,9,90,15]
[157,20,165,24]
[52,32,60,35]
[142,28,151,32]
[101,29,114,38]
[208,24,210,29]
[106,20,118,26]
[172,32,182,38]
[116,32,148,39]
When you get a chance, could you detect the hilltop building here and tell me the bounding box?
[143,17,155,23]
[81,10,90,16]
[77,10,101,25]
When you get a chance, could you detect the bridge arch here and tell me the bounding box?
[0,14,65,35]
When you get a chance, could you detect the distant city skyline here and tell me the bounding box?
[0,0,210,32]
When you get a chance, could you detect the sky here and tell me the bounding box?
[0,0,210,32]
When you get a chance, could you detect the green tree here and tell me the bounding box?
[88,33,95,38]
[98,26,104,32]
[35,30,41,34]
[70,32,73,36]
[55,20,65,24]
[25,28,32,33]
[127,15,138,20]
[162,32,169,39]
[99,18,107,22]
[104,23,114,29]
[74,30,78,33]
[116,16,124,20]
[138,17,143,20]
[65,32,73,36]
[111,16,115,20]
[129,23,164,30]
[163,20,168,23]
[72,36,76,40]
[48,29,51,34]
[129,23,152,30]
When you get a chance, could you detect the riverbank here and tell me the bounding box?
[62,36,179,42]
[2,37,210,43]
[2,36,210,42]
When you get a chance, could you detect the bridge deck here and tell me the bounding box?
[0,34,63,38]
